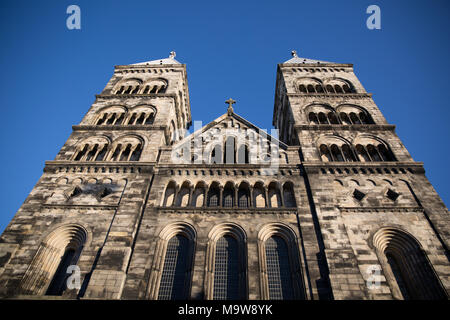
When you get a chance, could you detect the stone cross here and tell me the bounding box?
[225,98,236,115]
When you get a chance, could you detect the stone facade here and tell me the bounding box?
[0,52,448,300]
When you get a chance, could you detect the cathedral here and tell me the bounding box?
[0,51,448,300]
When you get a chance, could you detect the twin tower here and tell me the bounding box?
[0,51,448,300]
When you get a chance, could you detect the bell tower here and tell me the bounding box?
[0,52,192,299]
[273,50,449,299]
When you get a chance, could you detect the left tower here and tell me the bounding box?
[0,52,191,299]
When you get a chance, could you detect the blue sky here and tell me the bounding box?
[0,0,449,233]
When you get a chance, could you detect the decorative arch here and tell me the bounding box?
[191,181,207,207]
[268,181,282,208]
[205,223,248,300]
[207,181,221,207]
[73,136,111,162]
[258,223,305,300]
[19,224,88,296]
[372,227,447,300]
[222,181,236,207]
[295,77,324,93]
[316,135,356,162]
[113,77,143,94]
[304,104,339,125]
[323,77,355,93]
[162,181,177,206]
[140,78,168,94]
[253,181,267,208]
[95,105,128,125]
[175,181,191,207]
[353,135,396,162]
[126,105,157,125]
[336,104,374,125]
[108,135,144,161]
[237,181,250,207]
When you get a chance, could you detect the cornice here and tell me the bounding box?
[44,161,156,174]
[155,206,298,215]
[72,125,166,131]
[287,93,372,98]
[115,64,186,70]
[40,204,118,210]
[95,93,177,99]
[339,206,423,213]
[279,63,354,68]
[294,124,396,131]
[302,161,425,174]
[155,164,302,177]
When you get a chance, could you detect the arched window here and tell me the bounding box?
[326,85,335,93]
[319,144,332,162]
[108,136,143,161]
[359,112,374,124]
[213,236,240,299]
[73,137,109,162]
[373,228,447,300]
[265,236,294,300]
[356,144,370,162]
[210,144,222,164]
[237,183,250,207]
[191,182,206,207]
[206,224,247,300]
[299,84,307,93]
[19,225,87,296]
[339,112,351,125]
[349,112,361,124]
[253,183,266,208]
[318,112,328,124]
[223,183,235,207]
[113,78,142,95]
[330,144,344,162]
[367,144,382,161]
[157,235,192,300]
[268,182,282,208]
[207,183,220,207]
[148,223,196,300]
[327,112,340,124]
[378,144,395,161]
[308,112,319,124]
[141,79,168,94]
[334,85,343,93]
[341,144,355,162]
[224,137,236,164]
[46,248,77,295]
[237,145,249,164]
[163,182,177,206]
[175,183,190,207]
[283,182,296,207]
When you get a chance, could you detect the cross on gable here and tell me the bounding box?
[225,98,236,115]
[225,98,236,108]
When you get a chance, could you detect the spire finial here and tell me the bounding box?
[225,98,236,115]
[169,51,176,59]
[291,50,298,57]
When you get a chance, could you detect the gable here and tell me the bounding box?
[170,112,288,165]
